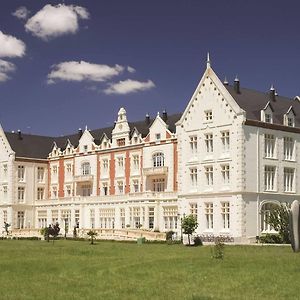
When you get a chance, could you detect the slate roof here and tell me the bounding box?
[5,113,182,159]
[225,85,300,124]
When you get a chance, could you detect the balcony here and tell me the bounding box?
[143,166,168,176]
[74,174,94,182]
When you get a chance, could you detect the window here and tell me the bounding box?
[264,134,275,158]
[153,152,164,167]
[153,178,165,192]
[102,159,109,172]
[189,136,197,154]
[287,117,294,127]
[163,206,178,230]
[66,164,72,173]
[17,211,25,229]
[82,184,92,196]
[18,166,25,181]
[120,208,125,228]
[205,110,213,121]
[83,145,88,152]
[133,136,138,144]
[133,155,139,170]
[99,208,115,229]
[75,210,80,228]
[205,133,213,153]
[221,131,230,152]
[117,138,125,147]
[265,113,272,123]
[117,181,124,194]
[51,210,58,224]
[82,162,90,175]
[261,203,278,232]
[17,187,25,203]
[284,168,295,192]
[284,137,294,160]
[3,210,7,223]
[117,157,124,170]
[37,167,44,182]
[190,203,197,220]
[221,164,230,185]
[149,207,154,229]
[102,182,108,196]
[52,186,57,198]
[3,186,7,200]
[37,211,47,228]
[3,164,7,179]
[155,133,161,141]
[37,188,44,200]
[133,180,139,193]
[66,185,72,197]
[205,203,213,229]
[205,166,213,186]
[190,168,198,187]
[90,209,95,229]
[221,202,230,230]
[52,166,58,175]
[264,166,276,191]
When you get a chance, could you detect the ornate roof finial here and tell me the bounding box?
[223,76,229,85]
[206,52,211,68]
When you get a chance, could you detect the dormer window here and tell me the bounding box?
[287,117,294,127]
[155,133,161,141]
[265,113,272,123]
[83,145,88,152]
[205,110,213,121]
[284,110,295,127]
[117,138,125,147]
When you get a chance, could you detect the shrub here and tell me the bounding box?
[259,233,284,244]
[193,236,203,247]
[212,237,224,259]
[166,231,175,241]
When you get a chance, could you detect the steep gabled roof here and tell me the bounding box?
[225,85,300,125]
[4,113,182,159]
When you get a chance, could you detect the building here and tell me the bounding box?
[0,56,299,242]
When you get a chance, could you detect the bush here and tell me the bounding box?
[259,233,284,244]
[212,237,224,259]
[166,231,175,241]
[193,236,203,247]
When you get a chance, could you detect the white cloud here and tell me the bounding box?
[47,61,124,83]
[12,6,30,20]
[0,31,26,58]
[127,66,136,73]
[25,4,89,40]
[104,79,155,95]
[0,59,16,82]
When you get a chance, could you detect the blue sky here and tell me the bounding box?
[1,0,300,136]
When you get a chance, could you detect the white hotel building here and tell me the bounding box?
[0,57,299,242]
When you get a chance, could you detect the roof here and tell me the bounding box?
[5,113,182,159]
[225,85,300,124]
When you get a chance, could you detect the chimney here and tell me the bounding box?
[162,109,168,122]
[78,128,83,138]
[234,76,240,94]
[145,113,150,125]
[269,85,276,101]
[17,129,22,140]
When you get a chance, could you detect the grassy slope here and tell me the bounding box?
[0,240,299,300]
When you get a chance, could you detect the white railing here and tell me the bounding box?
[143,166,168,175]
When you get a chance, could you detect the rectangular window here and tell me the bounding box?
[205,110,213,121]
[37,167,44,182]
[264,166,276,191]
[3,164,7,177]
[18,166,25,181]
[163,206,178,230]
[75,210,80,228]
[52,166,58,175]
[17,211,25,229]
[102,159,109,172]
[66,164,72,173]
[117,157,124,170]
[117,181,124,194]
[189,203,197,220]
[3,186,8,200]
[102,182,108,196]
[117,138,125,147]
[66,185,72,197]
[133,155,139,170]
[265,114,272,123]
[82,184,92,196]
[205,133,213,153]
[52,186,57,198]
[51,210,58,224]
[133,180,139,193]
[264,134,275,158]
[221,164,230,185]
[37,211,47,228]
[3,210,7,223]
[148,207,154,229]
[190,168,198,187]
[153,178,165,192]
[221,202,230,229]
[155,133,161,141]
[205,166,213,186]
[90,209,95,229]
[17,187,25,203]
[221,131,230,152]
[287,117,294,127]
[284,168,295,192]
[284,137,294,160]
[37,187,44,200]
[120,208,125,228]
[189,136,197,154]
[83,145,88,152]
[205,203,213,229]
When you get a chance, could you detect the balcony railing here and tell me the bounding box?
[143,166,168,176]
[74,174,94,182]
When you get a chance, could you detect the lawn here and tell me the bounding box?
[0,240,299,300]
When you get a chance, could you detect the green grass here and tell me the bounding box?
[0,240,300,300]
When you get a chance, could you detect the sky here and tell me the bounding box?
[1,0,300,136]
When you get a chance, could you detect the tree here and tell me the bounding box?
[87,230,98,245]
[266,203,290,244]
[44,223,60,242]
[181,215,198,245]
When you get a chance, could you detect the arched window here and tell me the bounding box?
[82,162,91,175]
[153,152,164,167]
[260,202,279,232]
